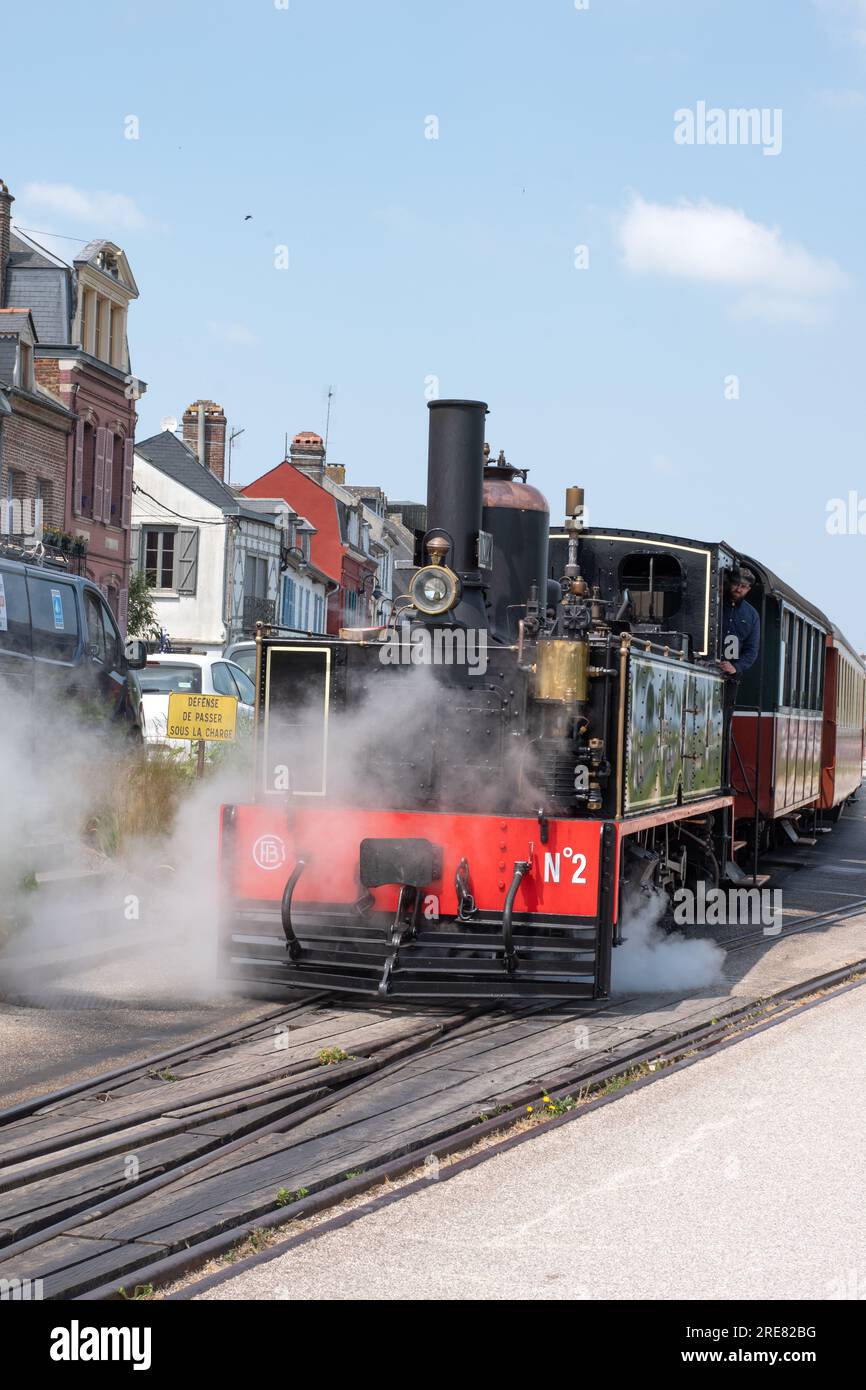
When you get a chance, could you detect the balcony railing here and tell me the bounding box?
[242,596,276,632]
[0,534,88,575]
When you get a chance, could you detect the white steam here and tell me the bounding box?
[612,888,726,993]
[0,693,246,1005]
[263,659,546,814]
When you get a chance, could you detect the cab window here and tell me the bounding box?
[27,577,79,662]
[0,569,31,655]
[84,591,110,666]
[618,553,683,621]
[228,664,255,704]
[101,600,122,669]
[212,662,240,698]
[139,664,202,694]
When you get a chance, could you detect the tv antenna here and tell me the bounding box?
[227,427,245,485]
[324,386,334,459]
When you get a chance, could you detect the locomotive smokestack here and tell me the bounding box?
[426,399,489,628]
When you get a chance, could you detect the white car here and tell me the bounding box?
[138,653,255,748]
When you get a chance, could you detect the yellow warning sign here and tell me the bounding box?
[166,692,238,742]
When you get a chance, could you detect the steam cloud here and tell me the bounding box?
[0,694,245,1007]
[612,888,726,993]
[263,659,547,814]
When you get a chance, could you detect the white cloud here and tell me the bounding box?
[19,181,145,231]
[208,321,258,346]
[617,194,849,323]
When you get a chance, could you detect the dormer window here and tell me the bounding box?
[96,249,119,278]
[18,340,34,391]
[76,287,127,368]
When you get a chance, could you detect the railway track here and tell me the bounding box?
[724,893,866,953]
[3,895,866,1300]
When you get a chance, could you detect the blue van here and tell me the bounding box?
[0,552,147,734]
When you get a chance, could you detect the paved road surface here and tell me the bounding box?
[200,981,866,1301]
[0,935,281,1106]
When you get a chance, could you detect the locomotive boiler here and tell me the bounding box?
[219,398,734,1000]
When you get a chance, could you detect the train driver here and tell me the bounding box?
[719,566,760,679]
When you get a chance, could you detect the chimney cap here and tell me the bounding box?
[184,399,225,416]
[292,430,324,448]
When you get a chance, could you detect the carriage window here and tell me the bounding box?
[804,627,814,709]
[812,630,821,709]
[783,614,797,706]
[846,664,850,723]
[810,631,823,710]
[618,553,683,622]
[795,619,806,707]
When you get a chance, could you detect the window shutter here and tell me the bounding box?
[93,427,107,520]
[177,527,199,594]
[282,575,295,627]
[117,586,128,635]
[121,439,134,528]
[129,525,142,572]
[73,421,84,515]
[102,436,114,524]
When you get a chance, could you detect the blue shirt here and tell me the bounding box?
[722,598,760,675]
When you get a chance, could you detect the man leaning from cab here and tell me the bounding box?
[719,566,760,678]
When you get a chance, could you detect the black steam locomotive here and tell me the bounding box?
[218,399,862,1001]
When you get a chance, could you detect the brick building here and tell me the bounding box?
[0,176,145,628]
[1,182,74,536]
[241,431,415,633]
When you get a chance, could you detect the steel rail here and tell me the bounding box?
[0,994,331,1127]
[0,1007,509,1265]
[84,953,866,1302]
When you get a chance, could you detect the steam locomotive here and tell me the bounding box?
[218,399,865,1001]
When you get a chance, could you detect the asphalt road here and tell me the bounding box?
[199,980,866,1301]
[0,933,281,1107]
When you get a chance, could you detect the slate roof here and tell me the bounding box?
[4,233,71,343]
[6,231,65,270]
[135,430,277,525]
[0,308,34,330]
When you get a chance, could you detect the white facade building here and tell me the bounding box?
[132,429,285,650]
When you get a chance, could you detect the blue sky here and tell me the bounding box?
[4,0,866,643]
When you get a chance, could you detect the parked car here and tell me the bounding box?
[222,640,256,680]
[138,653,255,748]
[0,552,146,735]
